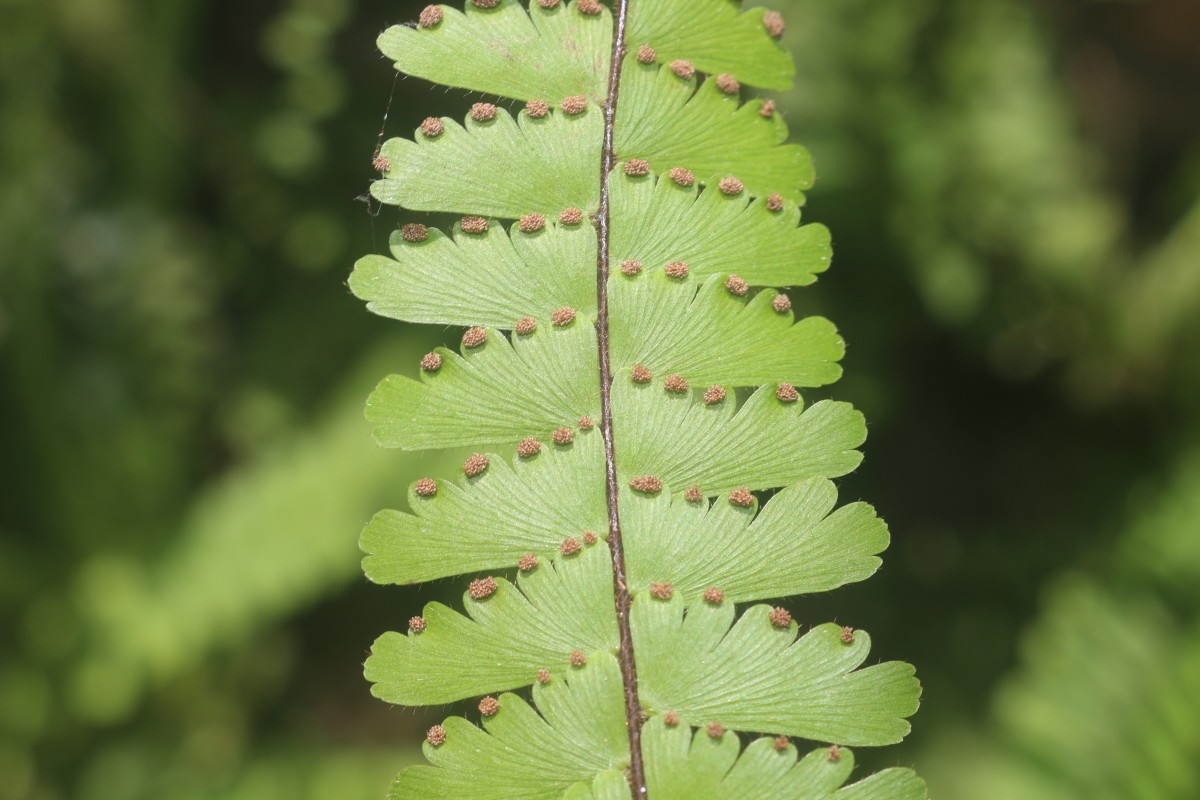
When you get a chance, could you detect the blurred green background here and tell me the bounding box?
[1,0,1197,798]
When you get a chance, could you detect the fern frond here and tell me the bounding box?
[352,170,831,328]
[354,1,923,796]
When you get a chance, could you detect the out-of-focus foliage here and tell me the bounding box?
[0,0,1196,798]
[921,456,1200,800]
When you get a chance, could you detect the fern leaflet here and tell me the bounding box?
[352,2,924,797]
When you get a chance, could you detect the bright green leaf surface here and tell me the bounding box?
[639,719,926,799]
[610,272,843,387]
[351,220,598,328]
[622,478,888,601]
[371,107,603,217]
[361,432,606,585]
[366,545,617,704]
[625,0,794,89]
[634,598,921,745]
[610,171,831,287]
[615,384,865,494]
[379,1,611,102]
[388,651,629,800]
[615,64,812,200]
[366,323,598,450]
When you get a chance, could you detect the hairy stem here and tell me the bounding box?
[595,0,646,795]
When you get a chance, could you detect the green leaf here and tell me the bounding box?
[639,717,926,799]
[361,433,606,585]
[378,1,611,102]
[351,170,830,332]
[362,441,880,598]
[622,478,888,602]
[626,0,794,90]
[371,71,809,217]
[366,544,616,704]
[615,385,865,494]
[365,322,598,450]
[611,171,831,287]
[372,106,603,217]
[615,63,813,200]
[350,220,598,328]
[633,598,921,745]
[611,272,843,387]
[389,651,629,800]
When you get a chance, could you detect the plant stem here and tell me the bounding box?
[594,0,646,795]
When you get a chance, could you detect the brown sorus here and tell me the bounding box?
[772,293,792,312]
[729,487,755,507]
[664,260,689,278]
[725,275,749,296]
[577,0,601,14]
[624,159,650,176]
[578,415,593,430]
[463,453,489,477]
[525,99,550,118]
[636,44,657,64]
[536,668,552,684]
[650,581,673,600]
[478,696,500,716]
[621,259,643,275]
[760,99,776,118]
[766,192,784,211]
[774,735,790,751]
[515,316,537,335]
[763,10,785,38]
[559,207,583,224]
[462,326,487,347]
[418,5,443,28]
[401,223,428,242]
[769,606,792,628]
[421,116,445,137]
[553,427,574,445]
[519,213,545,233]
[704,385,727,405]
[518,553,539,572]
[776,382,799,403]
[828,744,842,762]
[372,153,391,172]
[517,437,541,457]
[569,649,587,666]
[719,176,744,195]
[420,352,442,371]
[551,306,576,326]
[537,0,560,7]
[668,167,694,186]
[472,0,500,7]
[470,102,497,121]
[460,216,489,234]
[707,722,726,738]
[414,478,437,497]
[685,485,704,503]
[560,95,588,115]
[840,626,855,644]
[582,530,598,545]
[409,615,427,633]
[630,363,652,383]
[560,537,582,555]
[715,74,740,94]
[629,475,663,494]
[662,710,680,726]
[670,59,695,80]
[469,577,498,599]
[664,374,689,394]
[426,725,447,746]
[703,586,725,605]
